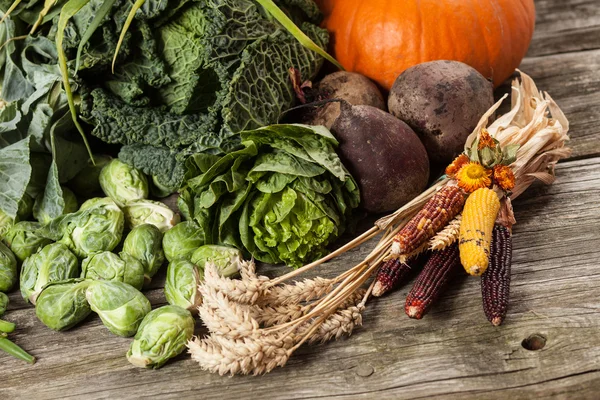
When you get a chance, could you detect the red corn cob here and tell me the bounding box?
[372,251,429,297]
[372,259,412,297]
[392,186,465,256]
[405,243,461,319]
[481,225,512,326]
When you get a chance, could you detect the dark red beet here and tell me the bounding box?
[331,102,430,213]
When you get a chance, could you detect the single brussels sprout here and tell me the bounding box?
[99,159,148,207]
[35,279,92,331]
[0,242,17,293]
[20,243,79,304]
[123,224,165,280]
[80,251,144,290]
[0,209,14,239]
[162,221,206,263]
[164,259,202,313]
[39,200,124,258]
[3,222,52,262]
[123,200,180,232]
[79,197,118,211]
[85,280,151,337]
[33,187,79,225]
[190,245,242,279]
[17,194,34,221]
[127,305,195,369]
[68,155,113,197]
[0,292,8,316]
[150,175,174,199]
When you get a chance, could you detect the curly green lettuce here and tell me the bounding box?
[179,124,360,268]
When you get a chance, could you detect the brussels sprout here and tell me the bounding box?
[20,243,79,304]
[123,224,165,280]
[35,279,92,331]
[0,209,14,239]
[0,292,7,316]
[150,175,174,199]
[123,200,180,232]
[190,245,242,279]
[99,159,148,207]
[80,251,144,290]
[3,222,52,262]
[127,305,195,369]
[162,221,206,263]
[17,194,34,221]
[85,280,151,337]
[0,242,17,293]
[69,155,113,197]
[79,197,118,211]
[164,259,202,313]
[33,187,79,225]
[39,200,124,258]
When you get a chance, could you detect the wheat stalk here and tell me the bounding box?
[198,284,260,339]
[203,262,269,305]
[260,277,336,306]
[255,289,367,327]
[428,214,462,251]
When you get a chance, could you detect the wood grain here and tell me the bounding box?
[527,0,600,57]
[2,0,600,398]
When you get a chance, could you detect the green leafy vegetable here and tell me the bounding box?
[3,221,52,262]
[85,280,151,337]
[122,199,180,232]
[99,159,149,207]
[122,224,165,280]
[0,293,8,316]
[127,305,195,369]
[164,258,201,313]
[162,220,207,263]
[33,185,78,224]
[20,242,79,303]
[179,124,360,268]
[0,242,17,292]
[190,245,242,278]
[35,279,92,331]
[80,251,145,290]
[68,154,112,197]
[38,197,124,257]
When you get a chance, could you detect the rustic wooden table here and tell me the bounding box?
[2,1,599,398]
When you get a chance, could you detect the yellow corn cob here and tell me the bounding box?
[459,188,500,276]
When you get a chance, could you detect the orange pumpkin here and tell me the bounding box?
[315,0,536,90]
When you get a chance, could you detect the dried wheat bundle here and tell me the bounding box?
[188,71,570,375]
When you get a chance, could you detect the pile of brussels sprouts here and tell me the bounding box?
[0,158,243,369]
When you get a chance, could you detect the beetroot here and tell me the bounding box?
[331,102,430,213]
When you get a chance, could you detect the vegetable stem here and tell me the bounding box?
[56,0,94,160]
[254,0,344,71]
[0,334,35,364]
[0,319,15,333]
[112,0,146,73]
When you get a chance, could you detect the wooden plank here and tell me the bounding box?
[1,156,599,399]
[527,0,600,58]
[514,49,600,160]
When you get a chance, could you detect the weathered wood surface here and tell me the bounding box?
[2,1,600,398]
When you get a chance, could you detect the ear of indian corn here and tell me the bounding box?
[372,259,412,297]
[481,225,512,326]
[392,186,465,256]
[429,214,462,251]
[459,187,500,276]
[372,252,429,297]
[405,243,461,319]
